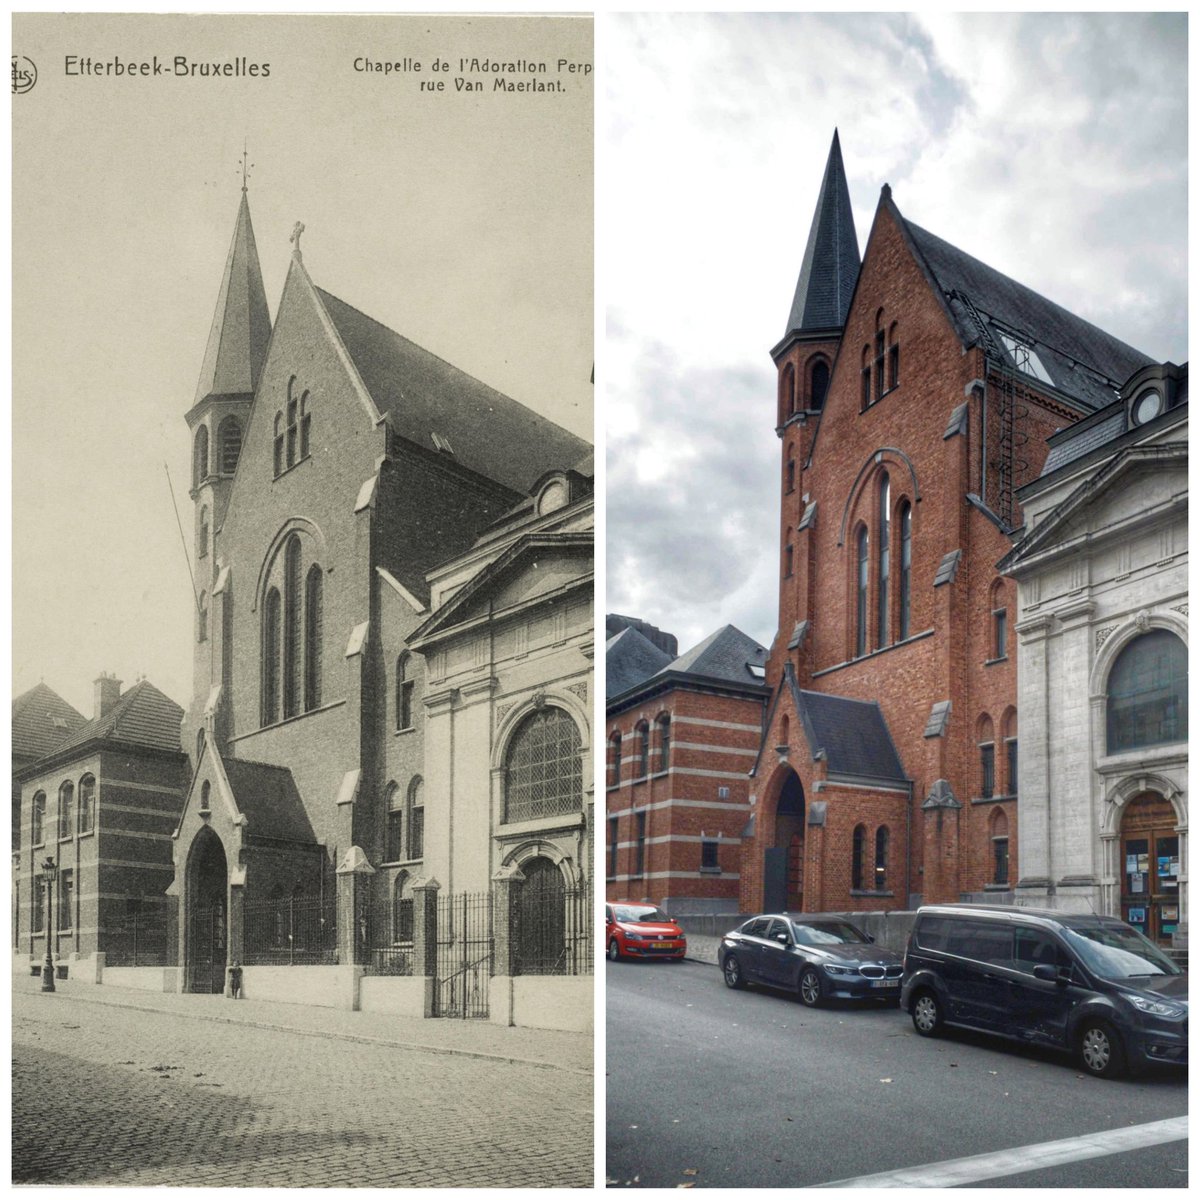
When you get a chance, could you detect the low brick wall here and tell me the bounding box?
[359,975,429,1017]
[103,966,177,993]
[675,909,918,954]
[491,975,592,1032]
[240,964,361,1009]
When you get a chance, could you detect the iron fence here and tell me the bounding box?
[243,893,337,966]
[511,878,593,976]
[105,903,171,967]
[362,892,415,976]
[435,890,493,1018]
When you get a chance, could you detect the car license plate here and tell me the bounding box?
[871,979,898,988]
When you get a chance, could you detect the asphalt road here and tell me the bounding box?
[606,958,1187,1189]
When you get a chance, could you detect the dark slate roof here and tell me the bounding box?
[222,757,318,845]
[50,681,182,758]
[317,288,590,496]
[666,625,768,686]
[1041,410,1126,476]
[790,682,906,785]
[194,191,271,405]
[606,627,673,698]
[904,219,1154,412]
[11,684,87,763]
[605,613,678,658]
[785,130,861,335]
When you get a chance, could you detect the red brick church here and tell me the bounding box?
[740,131,1164,915]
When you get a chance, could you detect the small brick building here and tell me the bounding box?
[739,131,1176,916]
[605,619,768,915]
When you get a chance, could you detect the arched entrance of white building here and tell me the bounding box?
[1119,792,1181,945]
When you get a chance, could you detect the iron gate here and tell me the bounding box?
[434,891,492,1018]
[186,900,226,994]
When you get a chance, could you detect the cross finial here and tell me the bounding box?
[290,221,305,260]
[240,141,253,192]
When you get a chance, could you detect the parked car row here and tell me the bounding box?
[609,899,1186,1081]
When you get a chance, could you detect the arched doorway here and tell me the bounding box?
[515,856,565,974]
[1119,792,1180,945]
[764,770,805,913]
[186,827,228,993]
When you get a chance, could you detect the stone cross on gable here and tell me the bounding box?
[290,221,305,259]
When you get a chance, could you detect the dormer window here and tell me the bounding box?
[1131,388,1164,426]
[999,334,1053,385]
[432,431,455,455]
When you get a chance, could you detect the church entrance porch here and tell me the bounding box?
[764,770,805,913]
[185,827,228,994]
[1119,792,1182,946]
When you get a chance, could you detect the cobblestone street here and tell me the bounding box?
[12,981,592,1187]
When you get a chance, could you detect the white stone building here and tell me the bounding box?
[1002,362,1187,947]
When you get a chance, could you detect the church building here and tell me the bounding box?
[739,131,1185,937]
[170,181,592,1022]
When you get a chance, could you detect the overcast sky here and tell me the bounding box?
[603,11,1187,660]
[12,12,593,717]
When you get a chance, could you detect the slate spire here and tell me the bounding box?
[193,189,271,405]
[784,129,861,336]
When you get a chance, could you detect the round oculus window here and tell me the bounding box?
[1132,389,1163,425]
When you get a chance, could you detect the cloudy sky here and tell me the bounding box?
[12,12,592,717]
[603,11,1188,660]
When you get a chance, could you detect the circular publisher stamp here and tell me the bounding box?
[12,56,37,94]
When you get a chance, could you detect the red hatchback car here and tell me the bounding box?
[605,902,687,962]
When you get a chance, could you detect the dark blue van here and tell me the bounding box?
[901,904,1187,1078]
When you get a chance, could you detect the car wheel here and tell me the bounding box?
[911,990,943,1037]
[798,966,823,1007]
[1078,1020,1126,1079]
[607,938,622,963]
[722,954,745,989]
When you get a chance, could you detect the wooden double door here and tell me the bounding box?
[1119,793,1181,945]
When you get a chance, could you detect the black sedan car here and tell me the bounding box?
[720,914,904,1006]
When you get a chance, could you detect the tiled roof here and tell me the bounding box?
[904,218,1153,412]
[222,757,317,845]
[317,288,590,496]
[790,683,906,785]
[50,681,183,759]
[1041,411,1126,475]
[785,130,861,335]
[665,625,768,687]
[606,627,673,698]
[11,684,87,763]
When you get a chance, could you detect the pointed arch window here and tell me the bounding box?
[219,416,243,475]
[300,392,312,460]
[262,586,282,725]
[860,346,871,410]
[786,451,796,494]
[286,389,299,469]
[408,777,424,860]
[504,707,582,824]
[978,714,995,800]
[198,590,209,644]
[855,527,869,658]
[784,534,794,578]
[780,362,796,421]
[991,809,1010,885]
[385,784,404,863]
[888,322,900,390]
[874,329,885,402]
[810,359,830,411]
[194,425,209,487]
[874,826,889,891]
[304,564,323,711]
[393,872,414,943]
[396,653,414,731]
[898,501,912,640]
[876,473,890,649]
[851,824,865,890]
[282,536,302,719]
[273,413,284,477]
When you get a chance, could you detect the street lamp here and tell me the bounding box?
[41,857,58,993]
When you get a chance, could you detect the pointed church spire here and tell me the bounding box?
[193,189,271,405]
[784,129,861,336]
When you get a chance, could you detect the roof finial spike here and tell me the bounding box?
[290,221,305,261]
[240,140,253,193]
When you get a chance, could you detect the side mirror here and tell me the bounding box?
[866,934,876,943]
[775,932,790,946]
[1031,963,1063,983]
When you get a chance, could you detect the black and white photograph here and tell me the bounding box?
[12,11,593,1187]
[603,11,1187,1189]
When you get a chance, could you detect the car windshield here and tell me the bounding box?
[1061,924,1182,979]
[790,920,868,945]
[614,905,670,923]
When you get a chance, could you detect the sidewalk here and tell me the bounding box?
[685,934,722,965]
[12,971,591,1074]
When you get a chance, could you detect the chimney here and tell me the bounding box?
[94,673,123,720]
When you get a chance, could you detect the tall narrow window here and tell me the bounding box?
[888,324,900,389]
[386,785,403,862]
[810,360,830,411]
[980,743,995,800]
[635,810,647,876]
[851,824,865,890]
[262,586,282,725]
[1007,738,1019,797]
[701,839,720,871]
[199,506,209,559]
[273,413,284,477]
[78,776,95,835]
[781,363,796,420]
[874,330,885,402]
[58,782,74,841]
[991,810,1010,885]
[283,536,302,719]
[608,732,622,787]
[657,714,671,773]
[785,539,794,578]
[408,778,424,860]
[874,827,889,891]
[877,473,890,649]
[609,816,619,878]
[856,527,869,657]
[194,425,209,487]
[286,394,298,468]
[994,606,1008,659]
[786,454,795,493]
[31,792,45,846]
[198,591,208,643]
[219,417,242,474]
[58,870,74,931]
[299,392,312,460]
[304,564,323,711]
[898,502,912,640]
[393,873,414,943]
[860,349,871,410]
[33,874,45,932]
[638,721,650,778]
[396,653,414,730]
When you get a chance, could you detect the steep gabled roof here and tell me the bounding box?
[666,624,768,687]
[316,287,589,495]
[194,190,272,404]
[11,684,87,763]
[221,757,317,844]
[785,129,861,336]
[48,681,183,760]
[902,217,1154,412]
[606,627,673,699]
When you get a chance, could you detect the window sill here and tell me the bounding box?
[699,866,722,876]
[272,453,313,482]
[984,883,1011,891]
[394,725,416,736]
[984,656,1009,667]
[79,829,95,839]
[381,857,423,869]
[850,889,894,898]
[497,811,585,838]
[971,794,1015,805]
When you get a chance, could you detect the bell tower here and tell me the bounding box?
[183,169,272,767]
[770,130,861,686]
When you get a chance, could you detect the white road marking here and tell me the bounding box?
[815,1116,1188,1188]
